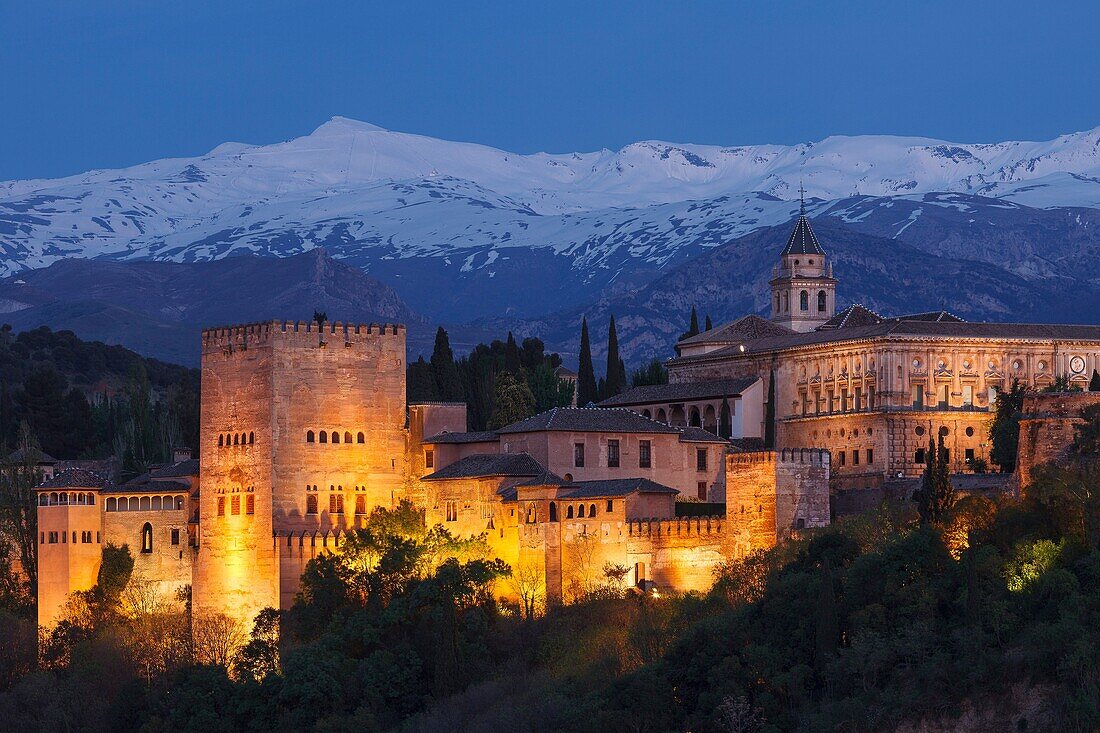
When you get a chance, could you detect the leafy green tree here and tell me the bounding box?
[430,327,464,401]
[577,318,598,407]
[528,362,574,413]
[0,424,48,598]
[407,356,440,402]
[990,380,1028,472]
[488,373,535,429]
[235,608,281,682]
[631,359,668,387]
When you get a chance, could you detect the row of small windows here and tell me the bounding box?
[776,290,828,313]
[216,494,255,517]
[106,495,185,512]
[306,431,366,444]
[306,493,369,515]
[835,449,873,468]
[39,492,96,506]
[42,530,100,544]
[219,432,255,447]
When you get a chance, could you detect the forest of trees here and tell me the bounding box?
[410,318,670,431]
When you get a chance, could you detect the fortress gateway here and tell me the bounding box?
[36,212,1100,631]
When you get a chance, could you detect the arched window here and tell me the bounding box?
[774,293,780,312]
[689,407,701,428]
[589,503,596,517]
[642,409,652,419]
[233,434,239,446]
[218,435,224,447]
[246,494,255,515]
[578,504,586,518]
[319,431,327,444]
[818,290,827,312]
[344,431,352,444]
[139,496,150,511]
[331,431,340,444]
[800,290,809,311]
[549,502,558,522]
[151,496,162,510]
[249,432,255,444]
[567,505,574,519]
[656,408,667,423]
[141,523,153,553]
[106,497,116,512]
[306,430,315,443]
[306,495,318,515]
[357,432,365,443]
[783,292,789,311]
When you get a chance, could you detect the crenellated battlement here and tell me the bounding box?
[201,320,406,354]
[628,516,723,537]
[728,448,829,467]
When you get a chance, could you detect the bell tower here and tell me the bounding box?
[770,187,836,332]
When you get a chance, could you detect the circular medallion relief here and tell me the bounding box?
[965,427,974,437]
[1071,356,1086,373]
[912,358,922,369]
[1037,360,1046,371]
[988,360,997,371]
[963,359,972,370]
[937,359,947,369]
[915,426,925,436]
[1012,360,1023,370]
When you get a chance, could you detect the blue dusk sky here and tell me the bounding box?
[2,0,1099,180]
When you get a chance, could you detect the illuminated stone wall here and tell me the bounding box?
[1016,391,1100,491]
[37,500,102,628]
[102,492,193,606]
[195,320,408,631]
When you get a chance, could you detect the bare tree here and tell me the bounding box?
[716,695,764,733]
[509,558,545,619]
[192,612,248,670]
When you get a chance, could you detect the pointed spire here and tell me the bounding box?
[799,179,806,216]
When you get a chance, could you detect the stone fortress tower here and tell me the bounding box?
[193,320,410,629]
[769,189,837,332]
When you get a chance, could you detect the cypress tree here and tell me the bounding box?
[577,318,598,407]
[604,315,623,398]
[689,307,700,337]
[430,327,463,401]
[705,315,713,331]
[719,395,731,438]
[764,370,776,449]
[1090,370,1100,392]
[504,332,522,375]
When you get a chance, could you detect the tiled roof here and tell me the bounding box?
[729,437,767,452]
[422,430,499,444]
[781,215,826,256]
[672,319,1100,365]
[36,469,110,490]
[895,310,966,323]
[513,469,566,487]
[9,447,57,464]
[422,452,545,480]
[677,315,793,348]
[554,365,577,378]
[149,459,199,478]
[561,478,679,499]
[817,304,884,330]
[496,407,680,435]
[101,480,191,495]
[598,378,758,406]
[676,426,728,444]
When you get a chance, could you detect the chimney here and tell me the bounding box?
[173,447,193,463]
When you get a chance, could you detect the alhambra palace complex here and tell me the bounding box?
[35,211,1100,631]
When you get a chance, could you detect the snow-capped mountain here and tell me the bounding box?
[4,117,1100,324]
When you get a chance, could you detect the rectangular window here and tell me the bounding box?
[867,448,874,464]
[915,448,926,464]
[231,495,241,515]
[306,495,318,514]
[962,385,973,406]
[841,389,849,412]
[697,481,707,500]
[446,501,458,522]
[606,499,614,513]
[938,384,949,409]
[48,531,58,544]
[61,532,66,544]
[965,448,975,463]
[574,442,585,468]
[855,387,862,411]
[852,450,860,466]
[217,497,225,516]
[96,532,101,543]
[827,390,834,413]
[425,449,435,469]
[838,451,846,467]
[912,385,924,409]
[329,494,344,514]
[171,529,180,545]
[868,387,876,409]
[696,448,708,472]
[607,440,620,468]
[246,494,255,515]
[639,440,652,468]
[355,495,366,515]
